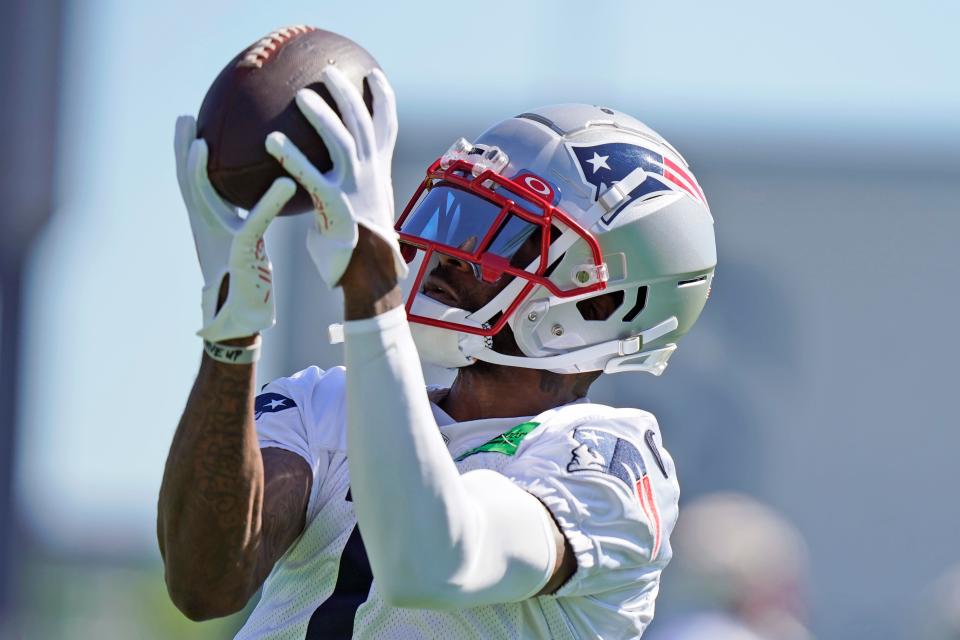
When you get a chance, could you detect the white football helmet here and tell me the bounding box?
[396,104,716,375]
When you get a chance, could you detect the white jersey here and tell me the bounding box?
[236,366,680,640]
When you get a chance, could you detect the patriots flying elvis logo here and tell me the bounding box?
[568,142,706,225]
[567,427,663,558]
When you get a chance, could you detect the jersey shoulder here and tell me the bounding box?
[530,402,660,440]
[504,401,679,598]
[518,402,670,477]
[257,365,349,453]
[525,401,675,502]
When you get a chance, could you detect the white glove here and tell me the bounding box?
[174,116,296,342]
[265,67,408,287]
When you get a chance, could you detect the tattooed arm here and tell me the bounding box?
[157,342,312,621]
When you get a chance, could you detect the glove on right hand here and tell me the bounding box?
[265,67,408,288]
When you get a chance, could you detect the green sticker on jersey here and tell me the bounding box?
[454,421,541,462]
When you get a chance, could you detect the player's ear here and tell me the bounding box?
[576,290,625,322]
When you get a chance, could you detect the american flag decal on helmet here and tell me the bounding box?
[568,141,706,225]
[567,427,663,558]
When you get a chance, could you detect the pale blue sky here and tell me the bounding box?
[16,0,958,551]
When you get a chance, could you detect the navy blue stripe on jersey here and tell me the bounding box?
[305,490,372,639]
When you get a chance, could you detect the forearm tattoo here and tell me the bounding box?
[158,356,262,587]
[185,357,260,521]
[256,448,312,583]
[158,355,310,602]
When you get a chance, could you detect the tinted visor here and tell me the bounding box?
[399,185,538,261]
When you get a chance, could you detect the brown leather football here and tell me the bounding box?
[197,26,379,215]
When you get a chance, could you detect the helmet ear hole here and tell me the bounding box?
[622,286,648,322]
[576,290,625,322]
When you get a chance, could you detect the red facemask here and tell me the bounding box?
[396,156,606,338]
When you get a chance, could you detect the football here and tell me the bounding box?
[197,25,380,215]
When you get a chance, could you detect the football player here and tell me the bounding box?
[157,67,716,639]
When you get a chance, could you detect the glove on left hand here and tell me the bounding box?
[265,67,408,287]
[174,116,295,341]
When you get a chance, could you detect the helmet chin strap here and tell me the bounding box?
[407,294,488,368]
[332,302,677,374]
[329,294,488,370]
[466,316,679,375]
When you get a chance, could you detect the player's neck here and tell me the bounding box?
[439,364,598,423]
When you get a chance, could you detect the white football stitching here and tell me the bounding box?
[237,25,316,69]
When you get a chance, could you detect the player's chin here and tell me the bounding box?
[490,323,525,358]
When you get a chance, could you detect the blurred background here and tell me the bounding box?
[1,0,957,638]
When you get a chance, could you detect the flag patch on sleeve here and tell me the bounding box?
[567,427,662,558]
[255,392,297,419]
